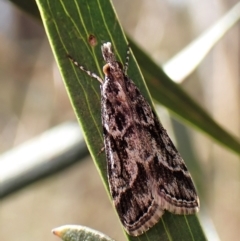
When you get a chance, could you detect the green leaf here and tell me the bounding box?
[34,0,206,240]
[52,225,115,241]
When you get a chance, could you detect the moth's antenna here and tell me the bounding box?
[67,54,103,84]
[124,44,130,75]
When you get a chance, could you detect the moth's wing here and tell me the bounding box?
[148,112,200,214]
[104,137,165,236]
[101,76,199,235]
[101,77,165,236]
[124,77,200,215]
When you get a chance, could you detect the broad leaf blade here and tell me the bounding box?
[36,0,206,240]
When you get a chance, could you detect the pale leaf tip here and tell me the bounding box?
[52,227,62,237]
[52,225,74,238]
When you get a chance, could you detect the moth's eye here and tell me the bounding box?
[103,64,111,75]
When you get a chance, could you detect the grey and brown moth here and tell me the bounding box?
[68,42,199,236]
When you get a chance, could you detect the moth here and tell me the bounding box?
[68,42,200,236]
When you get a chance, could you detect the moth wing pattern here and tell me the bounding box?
[101,74,199,236]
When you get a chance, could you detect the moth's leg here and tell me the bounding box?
[67,54,103,84]
[98,146,105,156]
[123,44,131,75]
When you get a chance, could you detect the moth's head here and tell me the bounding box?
[102,42,123,76]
